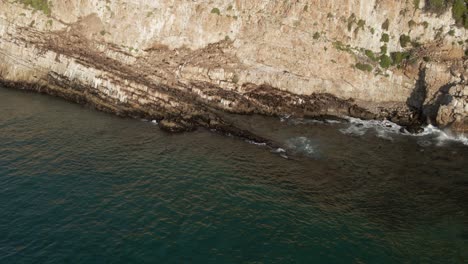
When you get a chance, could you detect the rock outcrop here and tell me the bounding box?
[0,0,466,140]
[436,84,468,132]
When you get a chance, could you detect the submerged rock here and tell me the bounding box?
[159,119,195,133]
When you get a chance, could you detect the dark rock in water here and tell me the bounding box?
[399,127,407,134]
[306,115,348,123]
[405,125,424,134]
[159,119,194,133]
[390,115,413,127]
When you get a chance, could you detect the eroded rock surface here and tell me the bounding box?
[436,84,468,132]
[0,0,466,141]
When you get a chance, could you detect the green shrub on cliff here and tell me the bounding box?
[426,0,447,12]
[380,45,388,54]
[399,34,411,48]
[452,0,467,27]
[379,55,392,68]
[365,50,378,61]
[390,51,410,66]
[380,33,390,42]
[333,41,352,53]
[423,0,468,28]
[355,63,373,72]
[347,13,356,31]
[19,0,51,16]
[381,19,390,31]
[211,8,221,15]
[357,19,366,29]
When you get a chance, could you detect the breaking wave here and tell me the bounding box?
[285,137,321,158]
[340,117,468,146]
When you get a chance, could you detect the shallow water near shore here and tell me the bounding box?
[0,87,467,263]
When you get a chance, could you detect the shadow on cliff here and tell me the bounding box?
[406,65,454,126]
[406,65,427,125]
[423,83,455,124]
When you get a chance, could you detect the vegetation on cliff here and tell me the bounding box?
[18,0,51,15]
[422,0,468,28]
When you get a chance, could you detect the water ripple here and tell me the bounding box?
[0,87,467,263]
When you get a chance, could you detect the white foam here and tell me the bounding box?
[280,115,291,122]
[325,119,343,124]
[273,148,286,153]
[340,118,468,146]
[431,127,468,147]
[402,124,468,146]
[269,147,288,158]
[246,140,267,146]
[339,125,367,136]
[376,129,394,142]
[345,117,402,133]
[286,137,321,158]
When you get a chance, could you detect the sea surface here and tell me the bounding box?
[0,87,467,263]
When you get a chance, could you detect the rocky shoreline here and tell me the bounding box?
[0,75,392,150]
[0,0,466,142]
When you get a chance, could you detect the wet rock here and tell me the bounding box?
[404,124,425,134]
[159,120,192,133]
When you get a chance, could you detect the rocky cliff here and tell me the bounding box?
[0,0,466,142]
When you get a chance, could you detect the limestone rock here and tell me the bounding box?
[436,84,468,132]
[0,0,466,137]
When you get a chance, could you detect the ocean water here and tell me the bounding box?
[0,87,467,263]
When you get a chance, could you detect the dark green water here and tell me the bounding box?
[0,87,467,263]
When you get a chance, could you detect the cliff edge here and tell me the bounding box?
[0,0,466,139]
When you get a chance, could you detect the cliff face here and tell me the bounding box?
[0,0,466,137]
